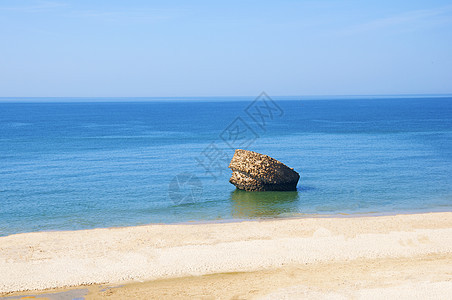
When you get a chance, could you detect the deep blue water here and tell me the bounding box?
[1,97,451,236]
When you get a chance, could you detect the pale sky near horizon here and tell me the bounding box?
[1,0,451,97]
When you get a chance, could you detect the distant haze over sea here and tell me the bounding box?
[1,94,452,103]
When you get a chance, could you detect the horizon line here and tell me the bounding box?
[0,93,451,103]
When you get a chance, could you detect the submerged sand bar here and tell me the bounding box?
[1,212,452,294]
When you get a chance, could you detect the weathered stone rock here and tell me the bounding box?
[228,149,300,191]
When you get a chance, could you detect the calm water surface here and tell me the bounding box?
[0,97,451,236]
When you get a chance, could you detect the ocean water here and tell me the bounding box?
[0,97,451,236]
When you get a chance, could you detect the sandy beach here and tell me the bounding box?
[1,212,452,299]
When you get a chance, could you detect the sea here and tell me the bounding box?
[1,96,451,236]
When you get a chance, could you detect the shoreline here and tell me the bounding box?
[1,212,452,297]
[2,207,452,238]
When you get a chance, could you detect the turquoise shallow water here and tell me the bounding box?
[0,97,451,236]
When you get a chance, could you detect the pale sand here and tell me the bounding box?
[1,212,452,299]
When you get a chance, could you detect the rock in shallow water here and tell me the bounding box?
[228,149,300,191]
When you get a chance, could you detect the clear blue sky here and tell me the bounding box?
[1,0,451,97]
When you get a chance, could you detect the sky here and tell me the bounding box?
[0,0,451,97]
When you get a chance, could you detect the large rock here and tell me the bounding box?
[228,149,300,191]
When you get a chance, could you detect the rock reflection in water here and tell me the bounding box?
[230,189,300,218]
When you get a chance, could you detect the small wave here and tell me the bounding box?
[3,122,33,127]
[298,186,316,192]
[311,119,370,124]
